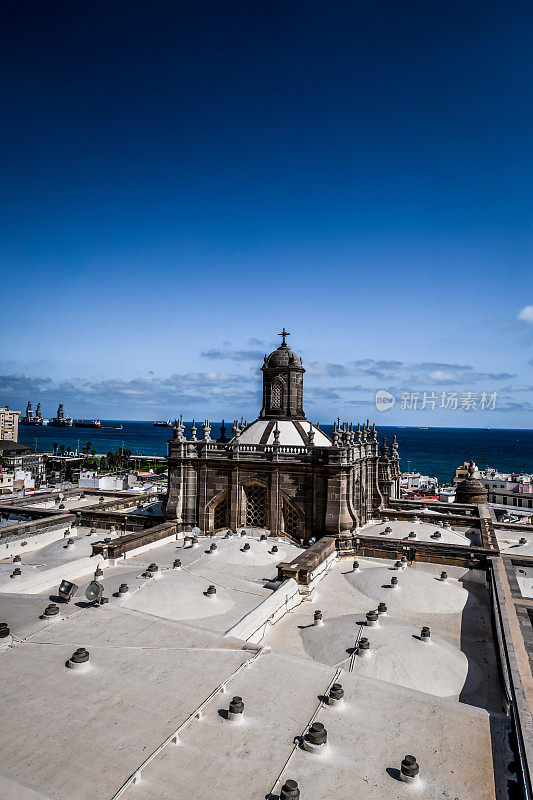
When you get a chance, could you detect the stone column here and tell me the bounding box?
[230,467,240,529]
[269,468,280,536]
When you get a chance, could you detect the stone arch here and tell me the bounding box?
[244,482,268,528]
[281,496,304,540]
[206,489,229,532]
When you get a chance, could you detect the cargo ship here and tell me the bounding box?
[75,419,102,428]
[153,419,173,427]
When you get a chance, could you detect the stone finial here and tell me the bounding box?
[218,419,228,443]
[190,420,197,441]
[273,421,281,446]
[202,419,212,441]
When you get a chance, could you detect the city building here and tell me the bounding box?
[165,333,401,538]
[0,440,46,487]
[0,407,19,442]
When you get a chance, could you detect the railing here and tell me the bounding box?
[487,558,533,799]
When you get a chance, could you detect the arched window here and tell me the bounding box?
[213,493,229,530]
[270,379,283,409]
[245,483,268,528]
[283,500,302,539]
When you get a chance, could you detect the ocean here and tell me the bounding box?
[17,421,533,483]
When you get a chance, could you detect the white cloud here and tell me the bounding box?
[518,305,533,323]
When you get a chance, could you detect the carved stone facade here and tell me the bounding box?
[164,335,400,540]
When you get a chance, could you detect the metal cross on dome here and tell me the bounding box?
[278,327,290,345]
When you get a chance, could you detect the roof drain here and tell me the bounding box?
[227,696,244,723]
[400,755,420,784]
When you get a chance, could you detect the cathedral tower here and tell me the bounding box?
[259,328,306,420]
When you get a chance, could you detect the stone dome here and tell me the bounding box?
[265,344,303,369]
[454,460,488,505]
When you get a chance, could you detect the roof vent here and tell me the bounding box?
[13,555,21,563]
[352,560,360,571]
[10,568,21,578]
[206,585,217,598]
[520,538,527,545]
[408,531,416,539]
[184,536,192,547]
[394,561,402,570]
[240,530,246,537]
[173,559,182,569]
[391,576,399,588]
[420,626,431,643]
[270,545,279,554]
[118,584,129,597]
[94,566,103,579]
[440,571,448,581]
[260,534,267,541]
[431,531,442,539]
[314,610,323,626]
[0,622,10,639]
[400,755,419,784]
[358,637,371,656]
[88,528,95,537]
[280,779,300,799]
[366,610,378,627]
[147,563,158,572]
[67,647,90,670]
[243,542,251,551]
[228,696,244,723]
[192,536,199,548]
[303,722,328,752]
[42,604,60,620]
[210,543,218,553]
[377,602,387,614]
[328,683,344,707]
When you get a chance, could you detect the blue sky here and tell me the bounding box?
[0,1,532,426]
